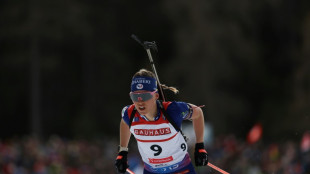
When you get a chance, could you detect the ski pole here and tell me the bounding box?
[126,168,135,174]
[208,162,230,174]
[131,34,166,101]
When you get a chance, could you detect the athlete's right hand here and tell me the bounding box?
[115,151,129,173]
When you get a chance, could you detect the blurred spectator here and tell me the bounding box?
[1,131,310,174]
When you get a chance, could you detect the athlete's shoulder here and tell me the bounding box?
[161,101,172,110]
[166,101,188,109]
[166,101,192,120]
[121,104,135,125]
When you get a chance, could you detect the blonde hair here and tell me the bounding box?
[133,69,179,94]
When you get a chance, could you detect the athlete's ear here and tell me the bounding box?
[155,93,159,100]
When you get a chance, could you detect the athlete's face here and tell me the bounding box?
[130,90,159,115]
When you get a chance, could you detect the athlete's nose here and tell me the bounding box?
[136,99,145,105]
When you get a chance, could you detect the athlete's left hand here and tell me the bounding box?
[194,142,208,166]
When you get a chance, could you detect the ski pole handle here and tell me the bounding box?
[208,162,230,174]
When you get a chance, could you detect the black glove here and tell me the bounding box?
[194,142,208,166]
[115,151,129,173]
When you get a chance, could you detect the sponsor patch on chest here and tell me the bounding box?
[134,128,171,136]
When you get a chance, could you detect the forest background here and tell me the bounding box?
[1,0,310,143]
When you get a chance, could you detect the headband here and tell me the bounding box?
[131,76,157,92]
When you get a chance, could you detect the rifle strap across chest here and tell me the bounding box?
[129,107,136,129]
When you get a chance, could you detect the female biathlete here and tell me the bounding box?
[115,69,208,174]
